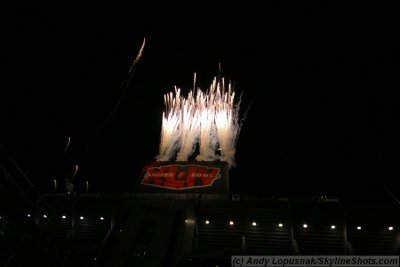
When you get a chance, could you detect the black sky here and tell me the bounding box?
[1,5,400,198]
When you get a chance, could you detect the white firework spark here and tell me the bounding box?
[176,91,200,161]
[156,75,241,168]
[214,78,240,167]
[195,87,219,161]
[156,87,182,161]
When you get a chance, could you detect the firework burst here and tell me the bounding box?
[156,75,241,168]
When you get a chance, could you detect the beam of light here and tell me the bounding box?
[156,88,182,161]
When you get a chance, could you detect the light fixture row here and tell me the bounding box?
[200,220,395,231]
[28,214,105,221]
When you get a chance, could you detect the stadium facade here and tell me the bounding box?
[1,161,400,266]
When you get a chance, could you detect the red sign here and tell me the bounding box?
[141,164,221,190]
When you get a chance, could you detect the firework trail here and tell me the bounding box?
[64,136,71,153]
[176,91,201,161]
[214,78,241,167]
[156,88,182,161]
[77,38,145,166]
[195,88,219,161]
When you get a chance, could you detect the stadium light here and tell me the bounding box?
[229,221,234,225]
[331,225,336,229]
[357,226,362,230]
[303,224,308,228]
[43,214,47,218]
[100,217,104,220]
[80,216,84,220]
[278,223,283,228]
[252,222,257,226]
[388,226,394,231]
[205,220,210,224]
[62,215,66,219]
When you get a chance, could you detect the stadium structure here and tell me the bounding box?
[1,148,400,267]
[1,43,399,265]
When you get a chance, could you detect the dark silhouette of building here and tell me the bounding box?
[1,158,400,266]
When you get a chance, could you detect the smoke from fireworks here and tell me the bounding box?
[156,75,241,167]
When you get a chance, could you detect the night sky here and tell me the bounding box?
[1,5,399,199]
